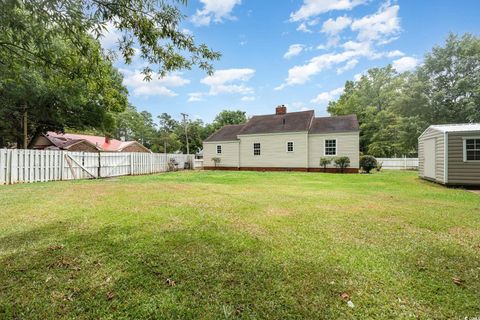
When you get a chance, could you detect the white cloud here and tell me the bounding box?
[121,69,190,97]
[387,50,404,58]
[392,56,419,72]
[337,58,358,74]
[351,3,401,43]
[311,87,344,105]
[192,0,241,26]
[297,22,313,33]
[276,41,375,89]
[289,101,312,111]
[189,68,255,101]
[284,44,305,59]
[296,18,320,33]
[181,28,193,36]
[201,68,255,95]
[321,16,352,35]
[188,92,205,102]
[290,0,366,22]
[353,72,364,81]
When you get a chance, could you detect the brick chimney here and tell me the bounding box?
[276,105,287,115]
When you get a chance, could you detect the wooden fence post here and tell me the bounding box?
[98,152,101,178]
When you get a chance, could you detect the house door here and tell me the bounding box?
[424,138,436,179]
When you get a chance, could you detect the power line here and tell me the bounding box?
[181,113,189,155]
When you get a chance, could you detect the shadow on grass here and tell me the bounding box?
[0,211,479,318]
[0,220,352,319]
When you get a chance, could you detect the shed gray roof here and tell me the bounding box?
[429,123,480,133]
[238,110,315,135]
[309,114,359,134]
[204,124,245,142]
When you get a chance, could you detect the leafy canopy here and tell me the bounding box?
[328,33,480,157]
[0,0,221,77]
[0,33,128,147]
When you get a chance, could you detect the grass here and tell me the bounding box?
[0,170,479,319]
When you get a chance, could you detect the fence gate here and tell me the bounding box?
[0,149,193,185]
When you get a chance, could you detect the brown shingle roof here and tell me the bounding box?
[238,110,315,135]
[204,124,245,142]
[204,112,359,142]
[309,114,359,134]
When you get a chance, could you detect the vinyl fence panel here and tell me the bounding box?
[0,149,193,185]
[376,157,419,170]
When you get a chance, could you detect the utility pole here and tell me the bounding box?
[181,113,189,155]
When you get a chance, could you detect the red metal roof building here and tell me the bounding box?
[29,132,151,153]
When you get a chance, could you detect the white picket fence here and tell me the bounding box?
[0,149,193,185]
[376,157,419,170]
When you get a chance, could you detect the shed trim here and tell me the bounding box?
[444,132,448,184]
[462,136,480,162]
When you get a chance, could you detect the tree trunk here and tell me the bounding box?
[23,109,28,149]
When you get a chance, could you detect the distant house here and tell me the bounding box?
[29,132,151,153]
[203,105,359,172]
[418,123,480,186]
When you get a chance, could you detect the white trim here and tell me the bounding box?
[216,144,222,155]
[286,141,294,153]
[444,132,448,184]
[418,126,435,140]
[324,138,337,156]
[463,136,480,162]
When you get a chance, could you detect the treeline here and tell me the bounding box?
[0,0,218,149]
[328,33,480,157]
[110,109,247,153]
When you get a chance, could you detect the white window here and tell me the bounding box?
[324,139,337,156]
[464,138,480,161]
[216,145,222,154]
[253,143,261,156]
[286,141,294,152]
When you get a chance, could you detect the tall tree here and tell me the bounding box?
[212,110,247,129]
[328,33,480,157]
[328,66,406,156]
[157,113,181,153]
[0,0,221,77]
[0,35,128,148]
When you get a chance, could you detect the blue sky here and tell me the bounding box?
[100,0,480,124]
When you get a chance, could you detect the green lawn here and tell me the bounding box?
[0,171,479,319]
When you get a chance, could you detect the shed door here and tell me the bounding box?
[424,138,436,179]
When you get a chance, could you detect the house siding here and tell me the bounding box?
[204,141,239,167]
[238,132,308,168]
[418,127,445,183]
[447,132,480,185]
[308,132,360,168]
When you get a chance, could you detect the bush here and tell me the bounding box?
[211,157,221,167]
[360,155,378,173]
[319,157,332,170]
[334,156,350,173]
[376,161,383,172]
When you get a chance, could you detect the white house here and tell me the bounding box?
[203,106,360,172]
